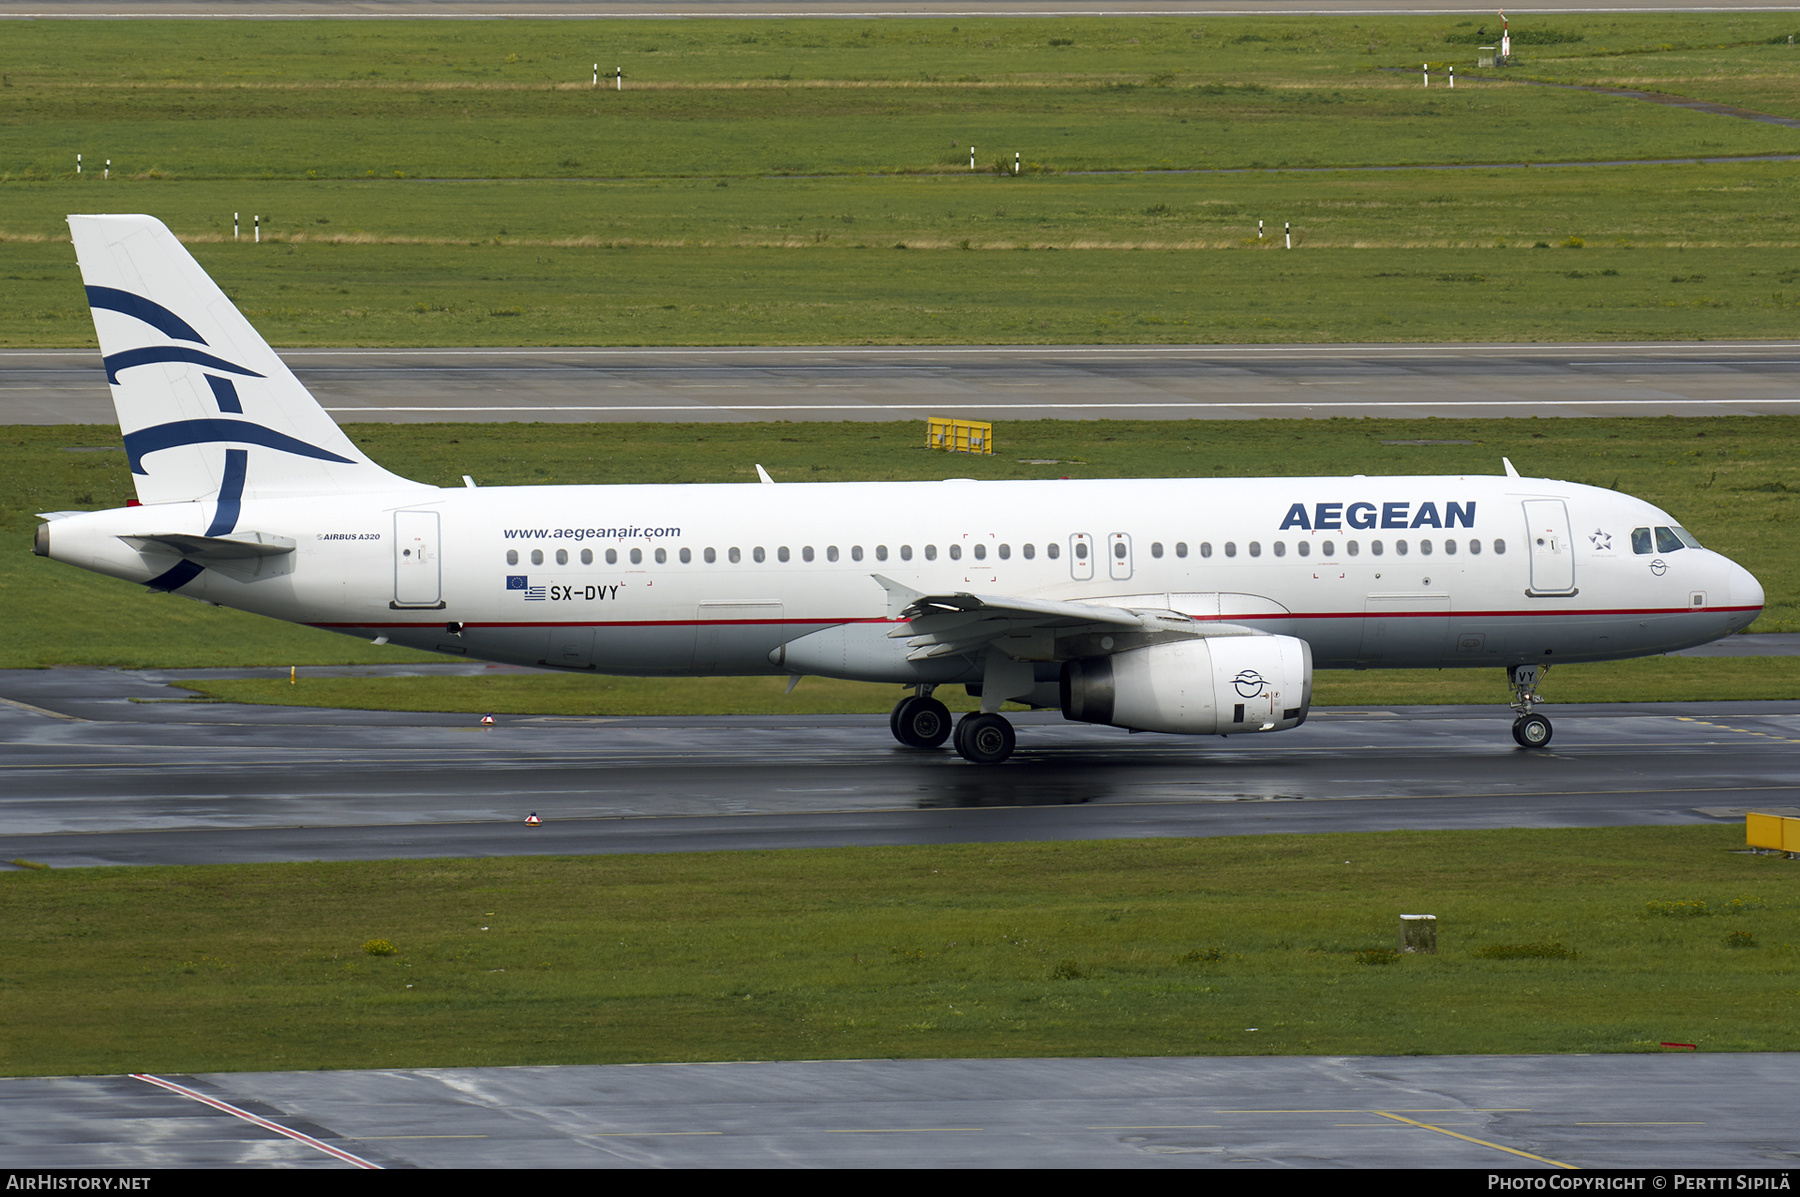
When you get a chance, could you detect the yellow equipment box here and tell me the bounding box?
[927,417,993,455]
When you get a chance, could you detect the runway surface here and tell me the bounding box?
[7,1054,1800,1169]
[3,663,1796,869]
[7,342,1799,425]
[11,1,1800,17]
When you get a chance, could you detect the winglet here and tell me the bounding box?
[1502,457,1520,478]
[756,464,775,484]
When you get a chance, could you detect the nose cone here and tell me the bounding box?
[1727,557,1764,621]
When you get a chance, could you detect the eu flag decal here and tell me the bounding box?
[506,576,527,590]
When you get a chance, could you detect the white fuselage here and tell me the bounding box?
[45,473,1764,686]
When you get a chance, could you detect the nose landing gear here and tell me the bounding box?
[1508,664,1553,748]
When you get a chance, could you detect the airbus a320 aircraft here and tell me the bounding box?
[36,215,1766,763]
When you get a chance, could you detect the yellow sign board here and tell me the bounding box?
[926,417,993,455]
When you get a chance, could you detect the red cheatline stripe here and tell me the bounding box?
[131,1074,380,1169]
[310,605,1758,632]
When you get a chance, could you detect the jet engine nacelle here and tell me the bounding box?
[1060,634,1313,735]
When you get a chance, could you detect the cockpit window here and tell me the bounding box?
[1672,526,1702,550]
[1654,526,1685,554]
[1631,528,1652,555]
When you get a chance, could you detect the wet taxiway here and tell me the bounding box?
[2,665,1796,869]
[7,1054,1800,1170]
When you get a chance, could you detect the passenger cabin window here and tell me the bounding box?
[1297,541,1310,558]
[1469,539,1481,555]
[901,545,913,561]
[779,547,791,563]
[704,548,716,563]
[679,548,691,564]
[849,546,861,562]
[1022,544,1035,560]
[827,546,840,563]
[998,544,1010,560]
[949,544,962,561]
[1200,543,1213,558]
[655,548,667,564]
[730,547,742,564]
[972,544,985,561]
[606,549,618,565]
[630,548,643,565]
[1112,541,1126,560]
[506,549,519,566]
[1176,542,1188,558]
[802,546,814,562]
[924,545,937,561]
[1396,540,1409,556]
[1047,543,1060,560]
[1272,541,1286,558]
[1347,541,1358,556]
[1248,542,1261,558]
[581,548,593,565]
[1075,542,1088,561]
[531,549,544,566]
[556,549,568,565]
[1493,539,1506,555]
[1371,541,1383,556]
[1223,542,1236,558]
[753,547,766,563]
[1151,542,1164,559]
[875,545,888,561]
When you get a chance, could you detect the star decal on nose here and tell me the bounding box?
[1588,528,1613,551]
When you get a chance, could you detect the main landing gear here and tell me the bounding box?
[888,688,1017,763]
[1508,664,1553,749]
[890,689,952,749]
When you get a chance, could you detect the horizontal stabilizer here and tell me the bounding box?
[121,531,296,561]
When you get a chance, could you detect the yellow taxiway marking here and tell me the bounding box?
[1373,1111,1576,1170]
[1676,716,1800,745]
[1215,1108,1529,1114]
[1574,1122,1705,1127]
[1090,1125,1225,1130]
[588,1131,723,1138]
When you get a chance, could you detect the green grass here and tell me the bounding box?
[173,655,1800,717]
[5,16,1800,346]
[6,416,1795,676]
[2,826,1794,1076]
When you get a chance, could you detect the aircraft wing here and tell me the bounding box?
[876,577,1259,662]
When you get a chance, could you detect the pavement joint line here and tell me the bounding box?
[1373,1110,1577,1169]
[130,1074,382,1170]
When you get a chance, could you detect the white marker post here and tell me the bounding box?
[76,153,81,175]
[593,63,598,87]
[1285,221,1291,249]
[1014,151,1020,175]
[234,212,239,240]
[616,66,622,91]
[105,158,110,180]
[254,214,260,244]
[1423,63,1429,87]
[970,146,976,170]
[1450,64,1456,89]
[1258,218,1264,240]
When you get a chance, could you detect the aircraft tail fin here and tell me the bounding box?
[67,214,424,507]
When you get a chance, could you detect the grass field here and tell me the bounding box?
[3,826,1793,1076]
[4,16,1800,345]
[171,654,1800,718]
